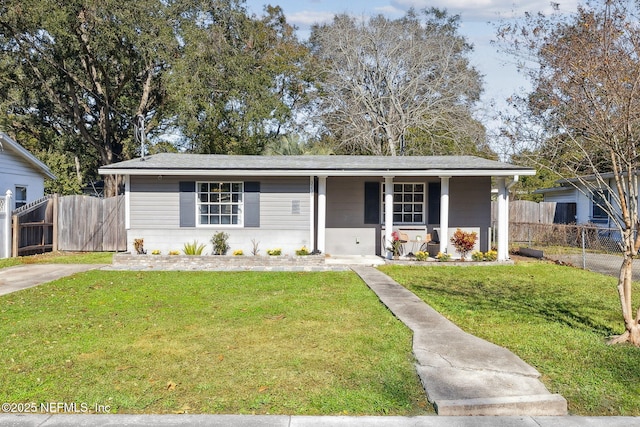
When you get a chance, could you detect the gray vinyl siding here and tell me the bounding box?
[449,177,491,228]
[129,176,309,230]
[260,178,309,230]
[129,176,181,228]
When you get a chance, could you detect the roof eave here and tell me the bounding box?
[1,133,56,180]
[99,167,536,177]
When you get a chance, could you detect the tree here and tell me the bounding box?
[309,9,484,156]
[497,0,640,344]
[0,0,179,196]
[166,3,315,155]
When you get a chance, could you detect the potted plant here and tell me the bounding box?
[450,228,477,260]
[387,231,402,260]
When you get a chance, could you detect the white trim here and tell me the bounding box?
[100,168,535,178]
[317,176,327,254]
[309,176,315,252]
[497,177,509,261]
[195,181,244,227]
[384,176,394,259]
[124,175,131,229]
[439,177,450,255]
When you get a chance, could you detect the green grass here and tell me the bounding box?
[0,251,113,269]
[380,261,640,416]
[0,270,429,415]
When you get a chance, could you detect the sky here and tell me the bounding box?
[243,0,581,140]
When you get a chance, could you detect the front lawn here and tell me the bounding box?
[0,270,429,415]
[380,262,640,416]
[0,251,113,269]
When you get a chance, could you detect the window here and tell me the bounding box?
[383,183,425,224]
[197,182,243,226]
[592,190,609,221]
[15,186,27,209]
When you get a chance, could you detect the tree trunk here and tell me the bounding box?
[609,253,640,345]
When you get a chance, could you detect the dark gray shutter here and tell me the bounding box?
[428,182,441,225]
[364,182,380,224]
[179,181,196,227]
[244,181,260,227]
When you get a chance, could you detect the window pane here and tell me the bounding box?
[232,194,239,203]
[221,183,230,192]
[211,216,220,224]
[415,184,424,192]
[211,206,219,214]
[200,194,209,203]
[200,215,209,224]
[403,214,412,222]
[232,183,241,192]
[199,205,209,214]
[414,194,423,202]
[393,204,402,212]
[211,183,220,192]
[404,184,412,192]
[393,214,402,222]
[211,194,219,203]
[404,194,412,202]
[394,184,402,192]
[221,215,231,224]
[414,204,422,212]
[220,193,231,203]
[231,216,238,224]
[232,205,238,214]
[404,205,412,212]
[414,214,423,222]
[221,205,231,214]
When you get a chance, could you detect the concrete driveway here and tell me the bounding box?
[0,264,104,296]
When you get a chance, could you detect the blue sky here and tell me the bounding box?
[244,0,581,136]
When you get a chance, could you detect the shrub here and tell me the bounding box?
[471,251,484,262]
[450,228,477,260]
[267,248,282,256]
[183,240,206,255]
[134,238,146,254]
[233,249,244,256]
[251,238,260,256]
[151,250,161,255]
[295,246,310,256]
[211,231,230,255]
[168,250,180,255]
[436,252,451,262]
[415,251,429,261]
[484,250,498,261]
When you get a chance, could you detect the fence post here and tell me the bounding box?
[2,190,11,258]
[581,227,586,270]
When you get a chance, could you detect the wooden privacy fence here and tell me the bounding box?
[57,195,125,251]
[11,194,125,256]
[491,200,557,224]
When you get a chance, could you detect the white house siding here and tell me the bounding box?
[127,175,311,255]
[0,147,46,209]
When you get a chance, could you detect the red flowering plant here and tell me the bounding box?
[387,231,403,257]
[450,228,477,260]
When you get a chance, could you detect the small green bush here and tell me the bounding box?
[484,250,498,261]
[436,252,451,262]
[267,248,282,256]
[295,246,310,256]
[471,251,484,261]
[183,240,206,255]
[211,231,230,255]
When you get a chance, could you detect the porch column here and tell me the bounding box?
[309,176,315,252]
[317,176,327,254]
[439,176,450,255]
[2,190,11,258]
[497,177,509,261]
[384,176,394,259]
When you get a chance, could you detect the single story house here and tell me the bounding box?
[0,132,56,210]
[99,154,535,260]
[537,174,627,228]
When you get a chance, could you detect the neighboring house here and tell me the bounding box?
[99,154,534,260]
[0,133,56,258]
[538,174,625,228]
[0,132,56,210]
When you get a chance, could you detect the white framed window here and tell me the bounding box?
[197,182,243,226]
[383,183,425,224]
[15,186,27,209]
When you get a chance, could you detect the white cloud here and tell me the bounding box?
[287,10,336,27]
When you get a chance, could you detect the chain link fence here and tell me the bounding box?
[509,222,640,279]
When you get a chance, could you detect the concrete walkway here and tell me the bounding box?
[351,266,567,416]
[0,264,104,296]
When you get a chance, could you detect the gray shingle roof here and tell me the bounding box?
[100,154,533,177]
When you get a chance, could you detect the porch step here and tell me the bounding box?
[324,255,386,266]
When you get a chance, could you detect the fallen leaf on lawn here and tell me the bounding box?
[258,386,269,393]
[167,381,177,390]
[218,354,224,362]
